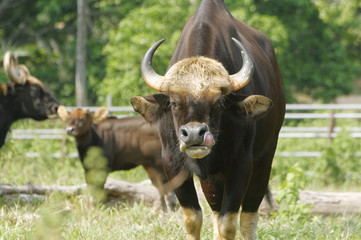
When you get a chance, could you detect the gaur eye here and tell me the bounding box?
[213,100,224,109]
[170,100,179,109]
[31,86,41,96]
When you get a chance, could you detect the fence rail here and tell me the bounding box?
[286,104,361,110]
[8,126,361,140]
[279,127,361,138]
[6,104,361,158]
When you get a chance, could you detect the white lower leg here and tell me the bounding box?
[218,212,238,240]
[182,207,203,240]
[240,212,258,240]
[212,211,221,240]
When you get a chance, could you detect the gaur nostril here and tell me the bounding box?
[199,128,206,137]
[180,124,210,145]
[66,127,74,134]
[181,129,188,137]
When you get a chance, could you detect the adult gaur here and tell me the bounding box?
[131,0,285,239]
[0,51,61,148]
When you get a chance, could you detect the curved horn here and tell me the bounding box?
[141,38,166,92]
[3,51,29,84]
[229,37,254,91]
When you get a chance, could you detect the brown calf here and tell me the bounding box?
[57,106,175,211]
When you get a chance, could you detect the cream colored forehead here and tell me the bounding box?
[163,56,232,97]
[69,109,89,119]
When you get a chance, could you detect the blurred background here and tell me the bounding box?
[1,0,360,106]
[1,1,361,238]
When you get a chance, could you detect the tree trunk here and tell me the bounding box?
[75,0,88,106]
[0,0,13,18]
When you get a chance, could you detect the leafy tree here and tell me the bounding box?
[101,0,198,105]
[252,0,361,102]
[1,0,360,105]
[103,0,361,104]
[0,0,136,105]
[0,0,78,105]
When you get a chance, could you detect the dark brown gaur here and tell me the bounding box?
[130,0,285,239]
[0,51,61,148]
[57,106,176,211]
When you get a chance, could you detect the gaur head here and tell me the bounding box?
[57,106,109,137]
[3,51,61,120]
[131,38,272,159]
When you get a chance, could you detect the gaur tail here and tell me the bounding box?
[264,186,278,213]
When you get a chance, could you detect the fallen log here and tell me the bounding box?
[299,190,361,215]
[0,182,86,195]
[0,178,162,207]
[1,180,361,215]
[257,190,361,215]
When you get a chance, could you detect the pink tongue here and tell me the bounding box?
[204,132,214,147]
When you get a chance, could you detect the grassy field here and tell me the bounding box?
[1,116,361,239]
[1,193,360,239]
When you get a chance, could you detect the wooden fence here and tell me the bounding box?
[7,104,361,158]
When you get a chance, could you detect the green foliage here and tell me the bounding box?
[101,0,195,105]
[257,213,361,239]
[272,118,361,189]
[314,0,361,51]
[0,0,78,104]
[83,146,108,201]
[264,162,361,239]
[2,194,360,239]
[101,0,361,104]
[0,0,136,105]
[320,130,361,186]
[252,0,361,102]
[274,163,312,219]
[31,193,73,240]
[2,0,360,105]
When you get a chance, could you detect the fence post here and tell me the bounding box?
[107,94,112,107]
[327,110,335,142]
[61,121,67,165]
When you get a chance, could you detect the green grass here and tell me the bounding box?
[1,195,360,239]
[1,117,361,239]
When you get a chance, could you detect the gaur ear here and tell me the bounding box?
[57,105,69,122]
[227,95,272,121]
[92,107,109,124]
[130,94,169,123]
